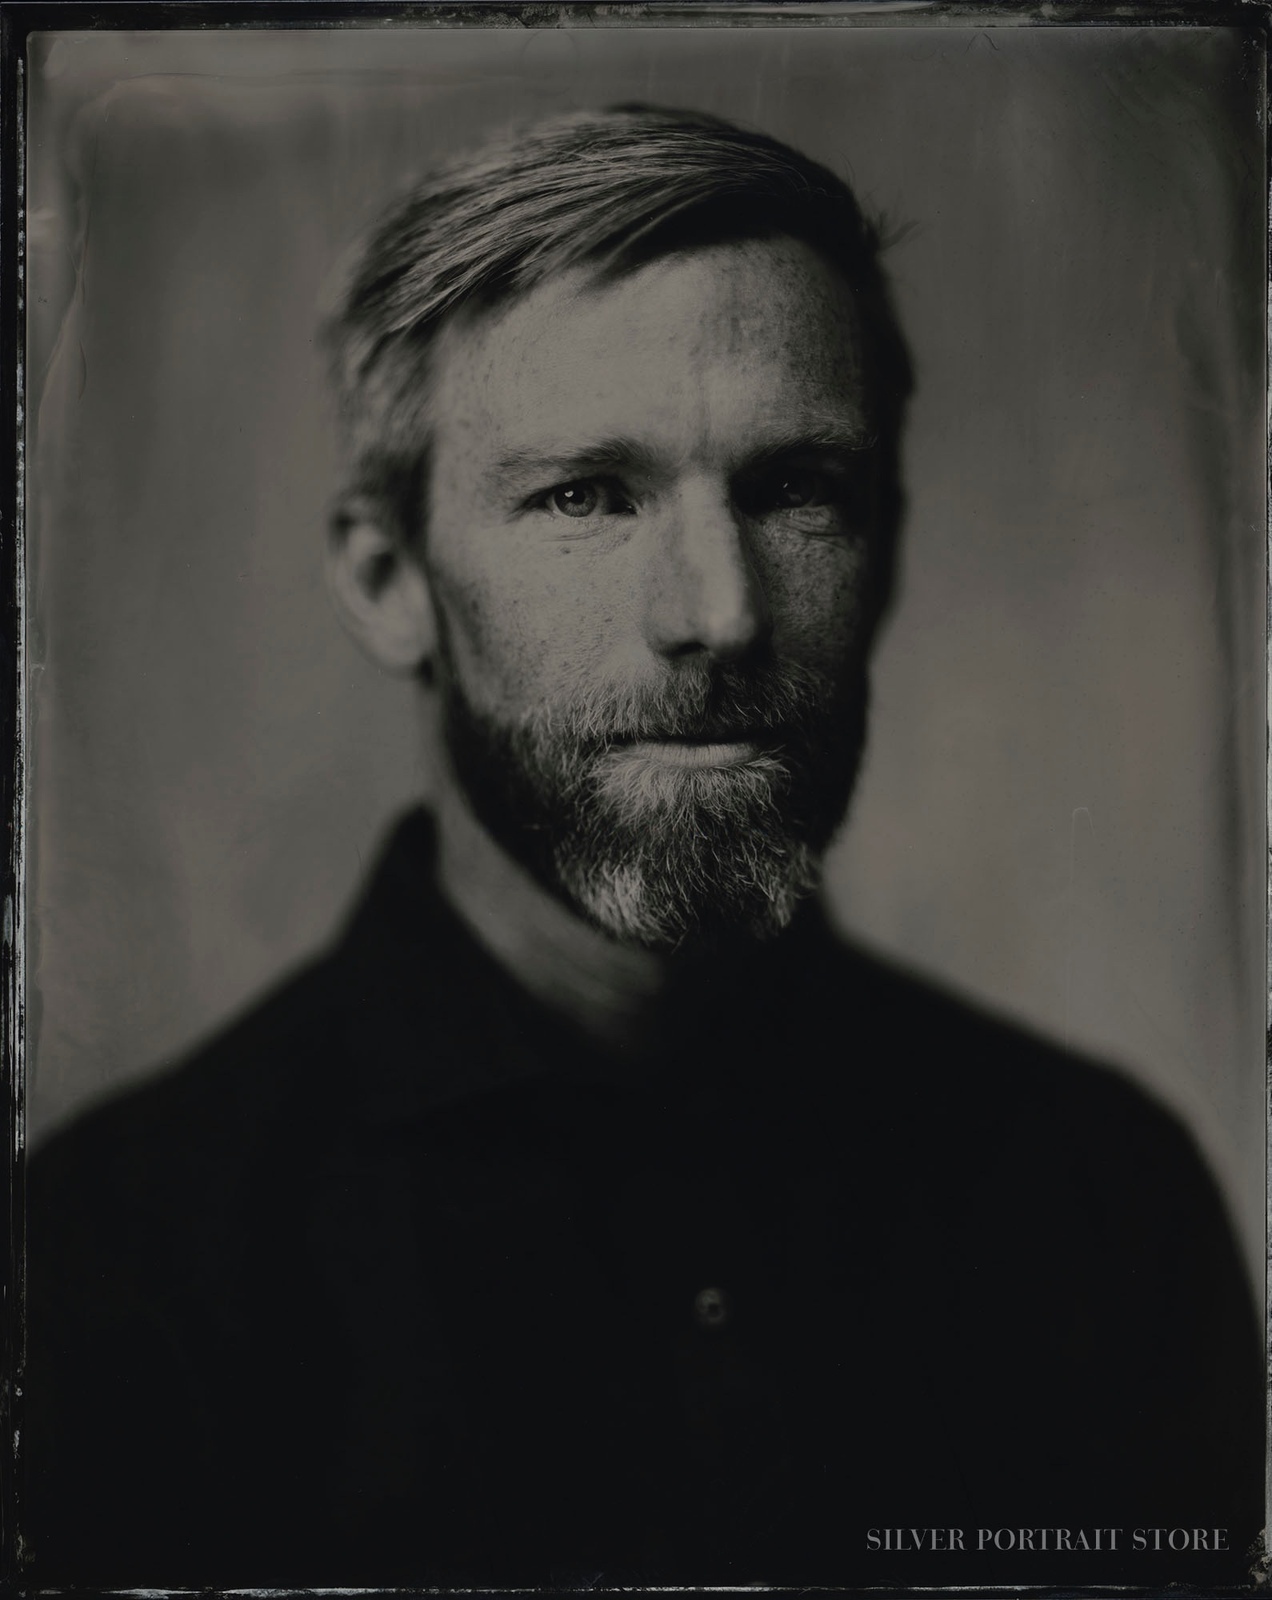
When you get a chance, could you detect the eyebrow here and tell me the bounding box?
[742,424,880,471]
[489,423,878,493]
[490,437,662,492]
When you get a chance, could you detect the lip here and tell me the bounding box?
[622,738,768,770]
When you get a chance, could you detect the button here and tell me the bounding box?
[693,1285,729,1330]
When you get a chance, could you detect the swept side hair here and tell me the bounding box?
[323,103,912,558]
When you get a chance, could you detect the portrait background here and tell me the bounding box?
[25,23,1265,1277]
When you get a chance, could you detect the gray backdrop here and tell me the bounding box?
[26,23,1266,1280]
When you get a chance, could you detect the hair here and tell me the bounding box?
[323,103,912,571]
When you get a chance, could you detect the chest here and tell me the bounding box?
[235,1075,950,1577]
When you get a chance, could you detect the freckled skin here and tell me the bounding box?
[424,237,878,721]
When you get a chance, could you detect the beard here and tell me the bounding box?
[438,652,868,954]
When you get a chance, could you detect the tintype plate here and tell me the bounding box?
[3,3,1268,1595]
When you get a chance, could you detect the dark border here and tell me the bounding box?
[3,4,1269,1597]
[0,1,1270,29]
[2,4,24,1595]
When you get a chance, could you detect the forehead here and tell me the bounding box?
[428,237,872,474]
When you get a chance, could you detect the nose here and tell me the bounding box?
[641,481,772,662]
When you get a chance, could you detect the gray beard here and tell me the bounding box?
[438,656,868,953]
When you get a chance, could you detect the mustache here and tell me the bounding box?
[519,660,844,749]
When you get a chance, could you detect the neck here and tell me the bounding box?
[435,773,668,1051]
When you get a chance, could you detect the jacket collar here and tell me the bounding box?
[331,806,854,1129]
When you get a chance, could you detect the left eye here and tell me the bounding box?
[762,469,832,511]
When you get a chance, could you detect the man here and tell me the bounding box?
[24,106,1262,1589]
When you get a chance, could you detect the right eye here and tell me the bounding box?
[548,482,601,518]
[530,479,635,520]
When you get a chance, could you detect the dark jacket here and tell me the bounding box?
[24,810,1263,1589]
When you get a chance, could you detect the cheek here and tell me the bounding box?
[428,544,625,711]
[759,536,876,666]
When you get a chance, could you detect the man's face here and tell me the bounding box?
[423,236,883,950]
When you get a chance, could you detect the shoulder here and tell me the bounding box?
[27,809,459,1258]
[820,944,1261,1530]
[836,937,1192,1144]
[27,951,348,1277]
[807,937,1239,1266]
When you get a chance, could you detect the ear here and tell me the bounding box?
[326,499,438,675]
